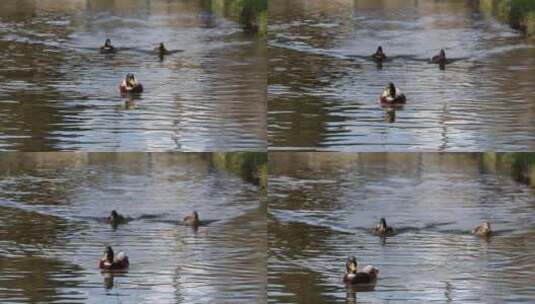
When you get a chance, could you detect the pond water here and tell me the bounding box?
[269,153,535,303]
[268,0,535,151]
[0,153,266,303]
[0,0,266,151]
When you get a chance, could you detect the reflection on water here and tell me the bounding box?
[0,153,266,303]
[0,0,266,151]
[268,0,535,151]
[269,153,535,303]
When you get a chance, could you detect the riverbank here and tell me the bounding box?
[212,152,267,190]
[482,153,535,187]
[479,0,535,36]
[211,0,267,35]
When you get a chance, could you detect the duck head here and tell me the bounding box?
[192,211,199,220]
[388,83,396,97]
[439,49,446,59]
[159,43,166,51]
[376,46,384,55]
[125,73,136,86]
[379,218,388,230]
[346,256,358,274]
[104,39,112,47]
[482,222,491,232]
[110,210,119,219]
[104,246,114,263]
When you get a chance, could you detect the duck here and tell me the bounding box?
[372,46,386,62]
[343,256,379,285]
[472,222,492,237]
[107,210,126,225]
[374,217,395,236]
[99,246,129,270]
[379,82,406,105]
[154,42,170,56]
[431,49,447,66]
[183,211,200,226]
[100,39,117,54]
[119,73,143,94]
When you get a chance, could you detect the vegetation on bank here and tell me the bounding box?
[211,0,267,35]
[212,153,267,190]
[480,0,535,36]
[482,153,535,186]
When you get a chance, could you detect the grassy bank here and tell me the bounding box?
[211,0,267,35]
[212,152,267,190]
[482,153,535,186]
[479,0,535,36]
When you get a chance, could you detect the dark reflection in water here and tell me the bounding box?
[269,153,535,303]
[268,0,535,151]
[0,153,266,303]
[0,0,266,151]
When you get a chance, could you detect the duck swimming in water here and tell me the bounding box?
[372,46,387,62]
[472,222,492,237]
[154,42,170,56]
[379,82,406,105]
[183,211,200,226]
[107,210,126,225]
[119,73,143,94]
[343,256,379,285]
[431,49,447,67]
[374,217,395,236]
[99,246,129,270]
[100,39,116,54]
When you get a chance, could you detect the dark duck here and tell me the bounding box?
[374,217,395,236]
[183,211,200,226]
[100,39,116,54]
[372,46,387,62]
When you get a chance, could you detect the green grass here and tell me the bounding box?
[482,153,535,186]
[212,152,267,189]
[211,0,267,35]
[480,0,535,36]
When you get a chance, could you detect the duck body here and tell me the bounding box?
[374,218,395,236]
[183,211,200,226]
[472,222,492,237]
[99,247,129,271]
[379,83,406,105]
[119,73,143,95]
[119,82,143,94]
[379,95,406,105]
[100,45,117,54]
[372,46,387,62]
[431,49,447,66]
[343,257,379,285]
[343,267,379,285]
[154,43,170,56]
[107,210,126,225]
[100,39,116,54]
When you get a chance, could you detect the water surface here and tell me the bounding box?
[0,0,266,151]
[269,153,535,303]
[0,153,266,303]
[268,0,535,151]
